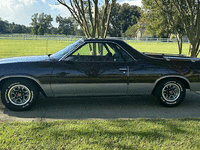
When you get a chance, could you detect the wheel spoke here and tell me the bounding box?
[162,82,181,102]
[7,84,31,106]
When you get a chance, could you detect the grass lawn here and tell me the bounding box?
[0,40,73,58]
[1,119,200,149]
[128,42,190,56]
[0,39,191,58]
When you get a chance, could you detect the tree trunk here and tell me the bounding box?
[176,34,182,54]
[57,0,114,39]
[92,43,97,56]
[190,41,200,57]
[98,43,103,56]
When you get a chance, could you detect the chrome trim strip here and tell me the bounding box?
[119,68,127,71]
[0,75,41,85]
[164,56,200,62]
[154,75,191,86]
[153,75,200,91]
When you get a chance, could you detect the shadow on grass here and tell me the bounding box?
[25,119,194,149]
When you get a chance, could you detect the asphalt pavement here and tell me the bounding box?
[1,90,200,121]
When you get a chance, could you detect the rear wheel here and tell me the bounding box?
[1,79,39,111]
[154,79,186,107]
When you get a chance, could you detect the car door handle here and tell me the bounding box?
[119,68,127,71]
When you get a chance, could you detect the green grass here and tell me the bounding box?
[0,39,191,58]
[1,119,200,149]
[0,39,73,58]
[128,42,190,56]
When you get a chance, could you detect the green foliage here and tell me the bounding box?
[141,0,199,57]
[32,26,38,35]
[38,26,44,35]
[1,119,200,149]
[125,24,138,37]
[109,1,141,37]
[120,3,140,34]
[30,13,53,35]
[140,0,171,38]
[0,19,31,34]
[56,15,75,35]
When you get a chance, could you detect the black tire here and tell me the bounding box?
[154,79,186,107]
[1,79,39,111]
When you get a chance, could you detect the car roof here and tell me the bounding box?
[83,38,124,43]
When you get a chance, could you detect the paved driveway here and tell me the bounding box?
[1,90,200,121]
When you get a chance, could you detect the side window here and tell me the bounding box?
[106,43,133,62]
[71,43,111,62]
[115,45,133,62]
[69,42,133,62]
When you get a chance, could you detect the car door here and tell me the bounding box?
[51,42,130,97]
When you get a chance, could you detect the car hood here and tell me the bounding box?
[0,55,51,64]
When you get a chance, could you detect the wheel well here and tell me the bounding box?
[152,77,190,95]
[0,77,47,97]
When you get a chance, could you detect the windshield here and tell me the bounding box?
[51,39,84,60]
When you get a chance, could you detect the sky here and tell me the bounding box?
[0,0,142,27]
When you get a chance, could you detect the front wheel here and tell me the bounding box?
[1,79,39,111]
[154,79,186,107]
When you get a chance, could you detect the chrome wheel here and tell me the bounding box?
[1,79,39,111]
[7,84,32,106]
[162,83,181,102]
[154,79,186,107]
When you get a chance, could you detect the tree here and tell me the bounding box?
[57,0,114,38]
[56,15,75,35]
[108,1,141,37]
[9,23,23,33]
[108,2,121,37]
[141,0,187,54]
[30,13,39,35]
[154,0,200,57]
[0,18,31,34]
[120,3,141,35]
[0,19,10,34]
[30,13,53,35]
[141,0,171,38]
[21,25,32,33]
[125,24,138,37]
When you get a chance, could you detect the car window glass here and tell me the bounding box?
[115,44,133,62]
[69,42,132,62]
[70,43,114,62]
[73,43,108,56]
[106,43,133,62]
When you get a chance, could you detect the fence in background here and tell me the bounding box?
[0,34,190,43]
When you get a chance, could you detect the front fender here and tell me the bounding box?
[0,75,54,97]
